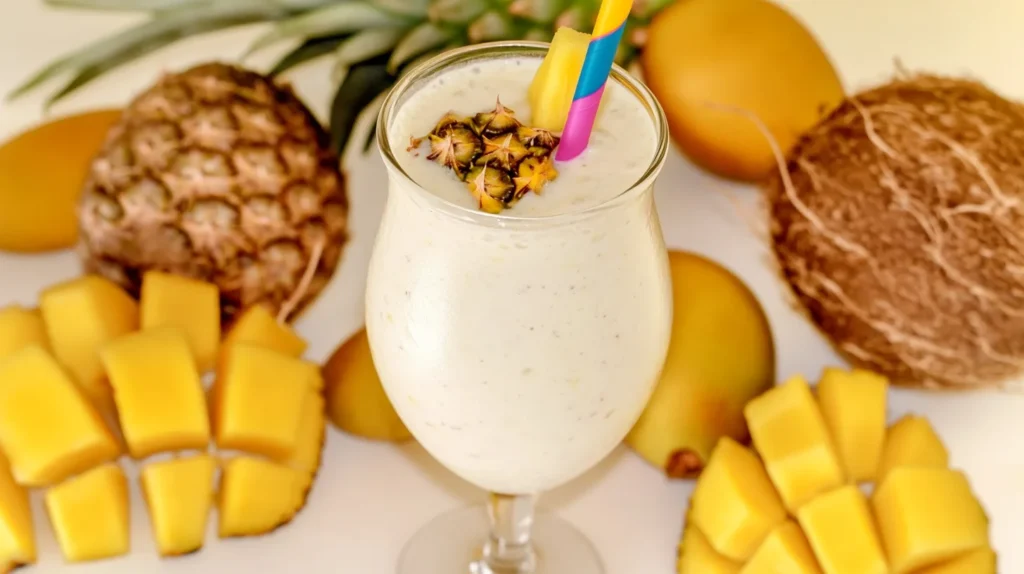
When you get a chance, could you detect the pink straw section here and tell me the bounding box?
[555,85,605,162]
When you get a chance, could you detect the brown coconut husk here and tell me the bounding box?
[765,74,1024,391]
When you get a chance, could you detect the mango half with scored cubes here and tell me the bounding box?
[679,368,994,574]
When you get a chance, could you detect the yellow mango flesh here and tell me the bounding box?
[140,271,220,373]
[140,454,216,557]
[0,306,49,361]
[215,343,313,459]
[278,391,326,491]
[45,463,130,562]
[816,368,887,482]
[741,520,822,574]
[744,376,844,512]
[101,327,210,458]
[690,437,786,561]
[796,485,888,574]
[218,457,306,538]
[40,275,138,404]
[0,453,34,569]
[677,524,741,574]
[0,347,119,487]
[916,547,996,574]
[872,468,989,573]
[528,27,590,131]
[877,415,948,481]
[223,304,307,359]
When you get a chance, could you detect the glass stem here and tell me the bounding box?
[478,492,537,574]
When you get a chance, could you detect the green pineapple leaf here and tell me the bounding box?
[386,22,451,74]
[370,0,430,18]
[329,54,394,158]
[333,27,407,71]
[243,2,407,58]
[268,34,351,77]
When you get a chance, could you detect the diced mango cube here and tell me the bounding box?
[744,376,845,511]
[690,437,786,561]
[140,271,220,373]
[878,415,948,481]
[140,454,216,557]
[223,304,306,359]
[741,520,822,574]
[0,306,48,361]
[215,343,314,459]
[0,347,119,487]
[39,275,138,402]
[218,457,306,538]
[0,452,35,569]
[872,468,989,573]
[278,390,326,491]
[796,485,888,574]
[677,524,741,574]
[528,27,591,131]
[916,547,996,574]
[816,367,887,482]
[45,463,129,562]
[101,327,210,458]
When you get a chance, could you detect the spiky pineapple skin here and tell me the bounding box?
[77,63,348,324]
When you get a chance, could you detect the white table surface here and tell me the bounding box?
[1,1,1022,572]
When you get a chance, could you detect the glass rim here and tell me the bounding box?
[375,40,670,227]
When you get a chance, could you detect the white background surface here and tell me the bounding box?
[1,1,1022,572]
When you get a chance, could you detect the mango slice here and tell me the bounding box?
[140,454,216,557]
[872,468,989,573]
[678,524,741,574]
[223,304,307,359]
[877,415,949,481]
[742,520,822,574]
[101,327,210,459]
[816,367,887,482]
[0,452,35,569]
[916,547,996,574]
[215,343,315,459]
[218,457,306,538]
[796,485,887,574]
[45,463,130,562]
[744,376,844,512]
[690,437,786,561]
[140,271,220,373]
[0,306,49,361]
[278,390,326,492]
[528,27,590,131]
[0,347,120,487]
[39,275,138,404]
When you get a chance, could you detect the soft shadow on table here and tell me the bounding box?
[540,446,626,511]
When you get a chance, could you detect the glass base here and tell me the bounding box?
[396,505,606,574]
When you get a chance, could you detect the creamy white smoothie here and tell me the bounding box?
[366,46,672,495]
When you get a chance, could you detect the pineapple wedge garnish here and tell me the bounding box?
[529,27,591,132]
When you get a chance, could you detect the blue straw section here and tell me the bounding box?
[571,22,626,100]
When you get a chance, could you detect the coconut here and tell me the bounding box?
[766,74,1024,390]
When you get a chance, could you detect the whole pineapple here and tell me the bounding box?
[78,63,348,323]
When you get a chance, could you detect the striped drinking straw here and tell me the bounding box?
[554,0,634,162]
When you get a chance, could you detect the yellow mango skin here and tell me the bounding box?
[218,457,306,538]
[626,251,775,478]
[744,376,845,512]
[741,520,822,574]
[101,327,211,459]
[677,524,741,574]
[0,347,120,487]
[45,463,130,563]
[877,415,949,481]
[40,275,139,403]
[140,454,216,557]
[324,328,412,442]
[872,468,989,573]
[0,306,49,361]
[0,452,35,569]
[816,368,887,482]
[916,547,996,574]
[796,485,888,574]
[222,304,307,359]
[215,343,313,459]
[690,437,786,562]
[528,27,590,131]
[141,271,220,373]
